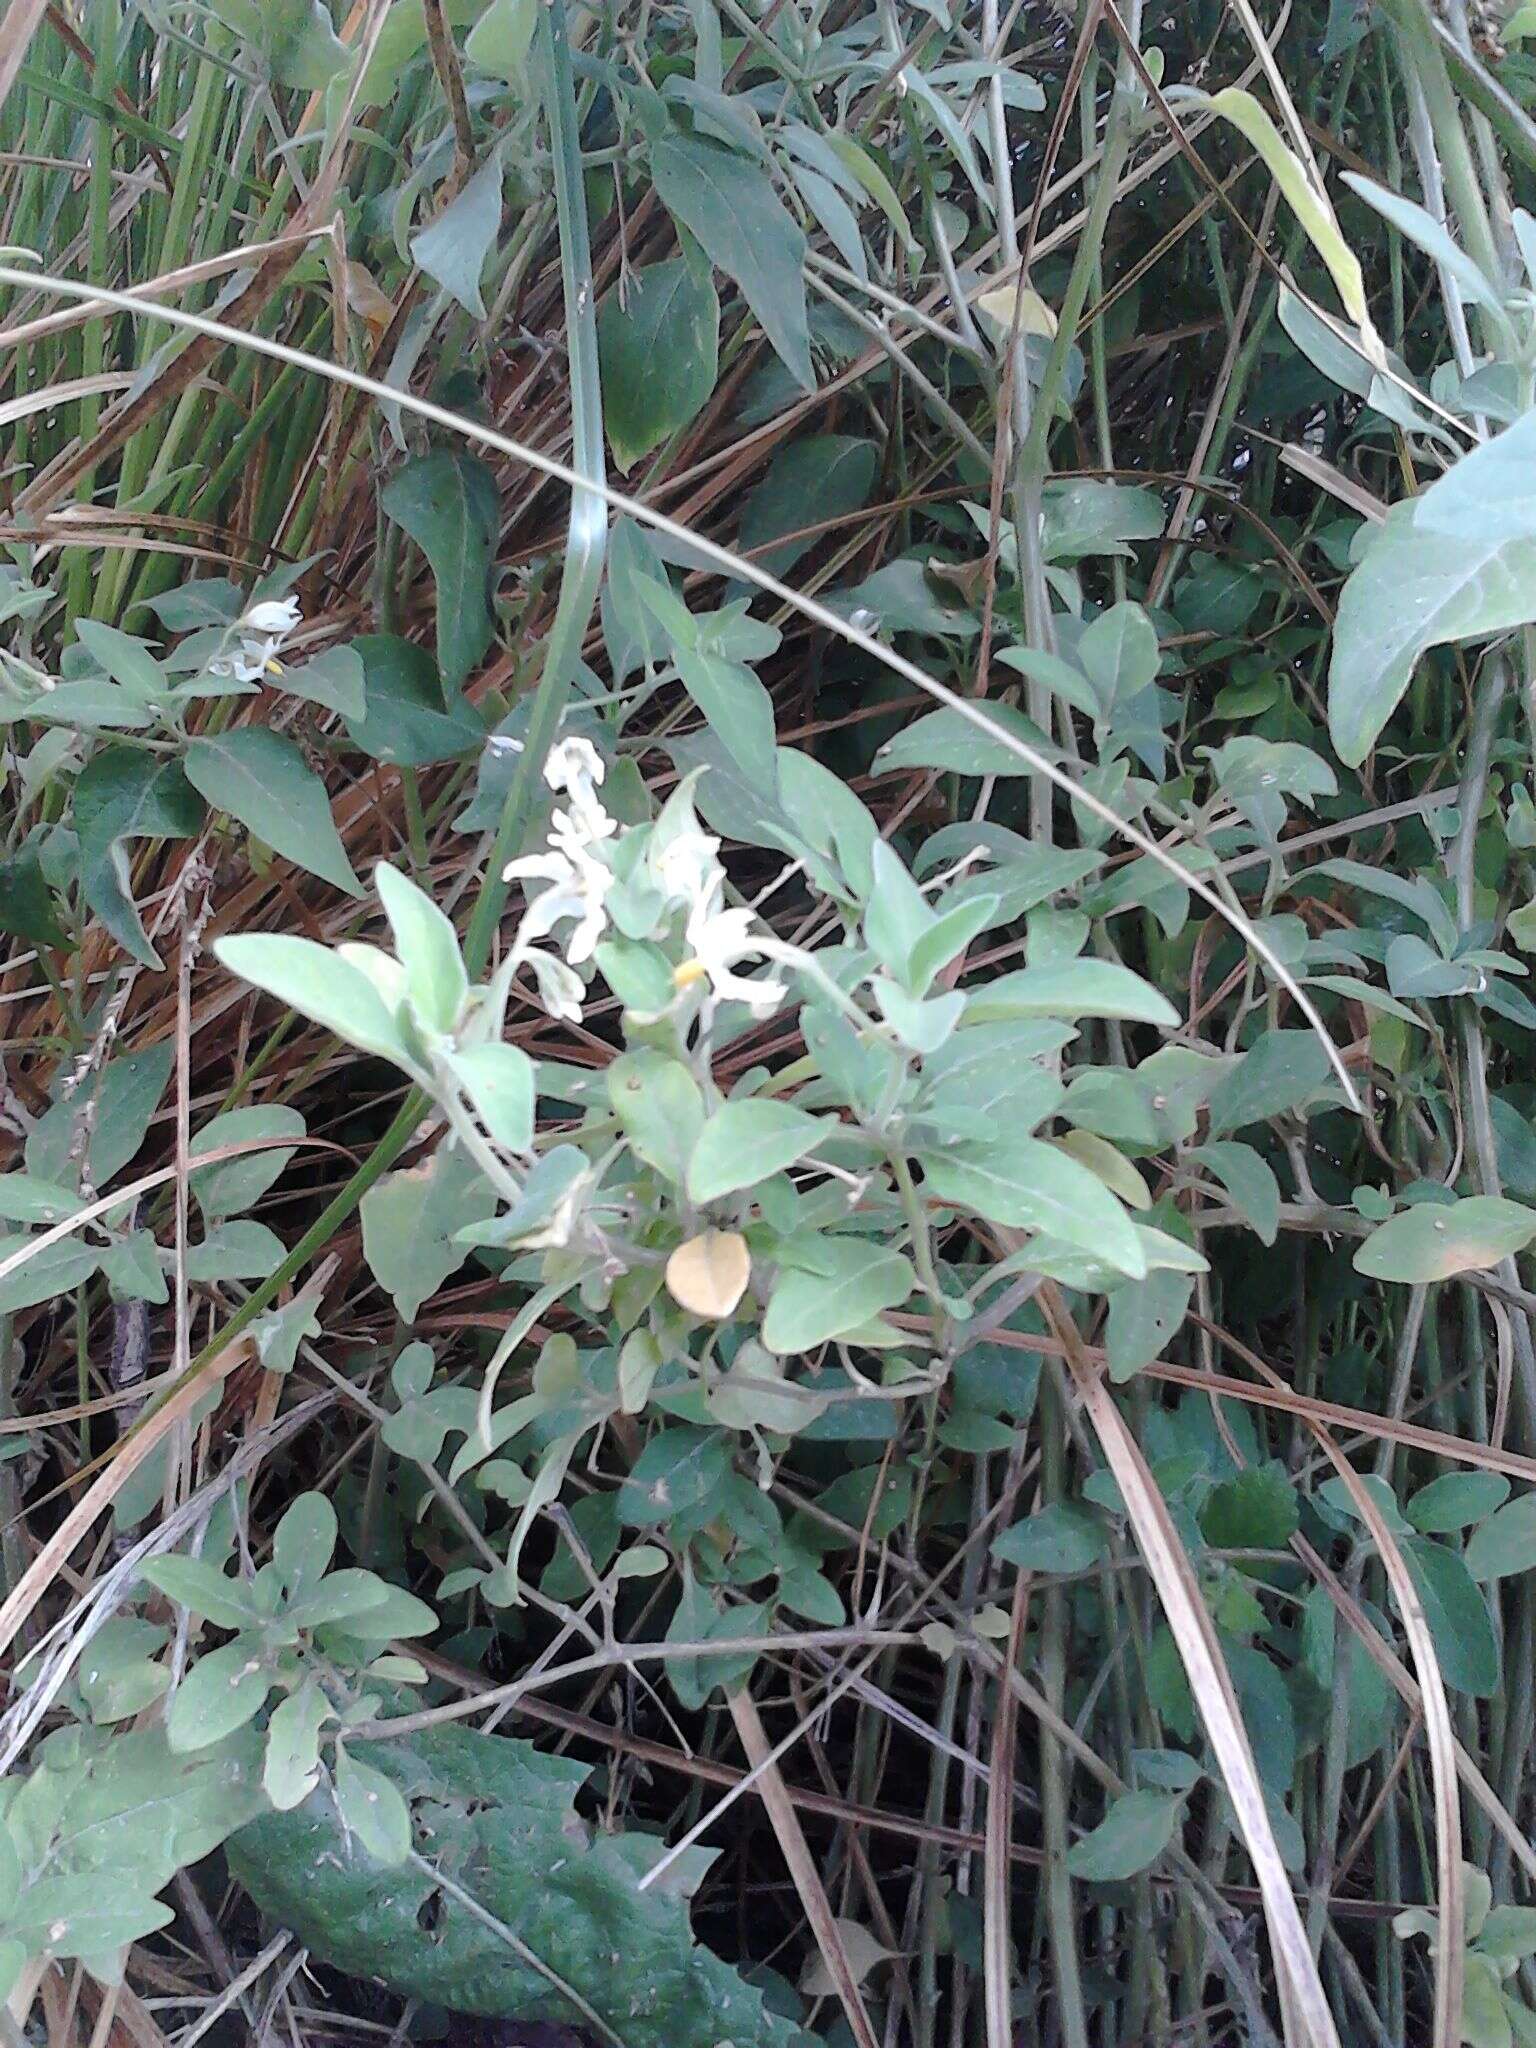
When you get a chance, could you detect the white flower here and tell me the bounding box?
[650,822,724,911]
[680,885,787,1016]
[504,835,612,965]
[500,735,619,1020]
[543,735,611,843]
[211,595,302,682]
[520,949,587,1026]
[543,734,605,794]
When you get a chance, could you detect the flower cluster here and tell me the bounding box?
[502,738,615,1023]
[211,596,302,682]
[502,737,785,1024]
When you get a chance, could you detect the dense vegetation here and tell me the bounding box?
[7,1,1536,2043]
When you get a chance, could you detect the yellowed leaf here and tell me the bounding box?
[800,1920,896,1997]
[1054,1129,1151,1210]
[665,1229,750,1319]
[975,281,1058,341]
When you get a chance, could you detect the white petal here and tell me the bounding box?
[243,597,301,634]
[544,735,605,792]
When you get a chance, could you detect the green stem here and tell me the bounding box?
[465,0,605,975]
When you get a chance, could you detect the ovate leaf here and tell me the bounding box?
[226,1721,801,2046]
[74,748,203,968]
[651,127,813,391]
[381,453,501,692]
[762,1239,915,1352]
[598,257,720,470]
[1465,1492,1536,1582]
[186,729,361,897]
[1355,1197,1536,1283]
[1403,1536,1500,1695]
[410,154,504,319]
[687,1098,835,1204]
[922,1137,1146,1278]
[1066,1790,1184,1882]
[1329,501,1536,767]
[216,935,411,1067]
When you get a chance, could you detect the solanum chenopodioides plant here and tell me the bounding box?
[218,733,1203,1614]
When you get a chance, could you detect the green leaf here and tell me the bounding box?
[76,1618,170,1727]
[921,1023,1066,1139]
[598,257,719,471]
[873,702,1056,780]
[1407,1471,1511,1535]
[992,1502,1106,1573]
[99,1229,167,1305]
[1105,1268,1192,1381]
[603,519,673,679]
[464,0,536,77]
[186,1218,285,1280]
[361,1145,497,1322]
[73,618,165,699]
[333,1747,412,1865]
[264,1683,331,1810]
[27,1044,173,1189]
[922,1137,1146,1278]
[381,453,501,691]
[446,1043,536,1153]
[74,747,203,967]
[675,647,778,795]
[687,1098,835,1204]
[0,841,66,951]
[616,1426,732,1526]
[0,1173,80,1226]
[0,1234,101,1315]
[1205,1032,1331,1134]
[607,1050,705,1185]
[762,1239,916,1353]
[348,635,483,763]
[226,1721,801,2046]
[1316,857,1458,957]
[1403,1536,1500,1696]
[651,126,813,391]
[140,1554,260,1630]
[279,644,366,719]
[1479,1906,1536,1961]
[215,934,412,1068]
[1201,1463,1299,1549]
[186,728,361,897]
[737,435,877,579]
[274,1492,337,1597]
[1465,1492,1536,1581]
[210,0,350,85]
[375,861,467,1035]
[4,1724,266,1963]
[1329,500,1536,767]
[166,1640,272,1751]
[1077,600,1160,713]
[1355,1196,1536,1283]
[1066,1790,1184,1881]
[1187,1141,1281,1246]
[410,153,503,318]
[965,959,1179,1028]
[190,1105,305,1220]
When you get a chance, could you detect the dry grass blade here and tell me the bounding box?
[1307,1442,1463,2048]
[727,1689,881,2048]
[1039,1286,1341,2048]
[0,1336,248,1660]
[0,0,49,121]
